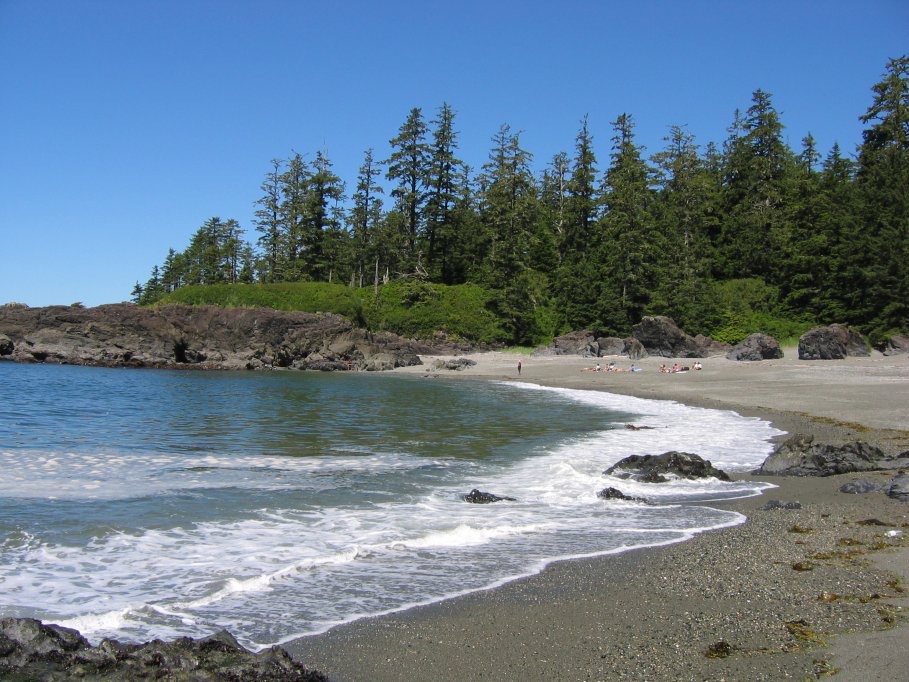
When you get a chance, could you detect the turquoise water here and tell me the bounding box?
[0,362,779,649]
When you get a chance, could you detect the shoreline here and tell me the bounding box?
[286,350,909,681]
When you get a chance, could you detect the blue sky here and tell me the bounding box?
[1,0,906,307]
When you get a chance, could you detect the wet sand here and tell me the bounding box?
[287,349,909,681]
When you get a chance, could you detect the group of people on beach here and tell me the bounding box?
[659,361,703,373]
[581,362,640,373]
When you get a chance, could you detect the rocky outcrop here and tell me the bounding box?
[0,304,430,371]
[693,334,732,357]
[798,324,869,360]
[604,452,731,483]
[461,488,517,503]
[533,332,648,359]
[879,334,909,356]
[0,618,326,681]
[432,357,477,371]
[757,434,908,476]
[631,316,706,358]
[726,333,783,361]
[533,330,599,357]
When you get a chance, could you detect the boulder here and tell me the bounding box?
[605,451,731,483]
[0,334,12,356]
[757,434,902,476]
[597,487,647,502]
[623,337,647,360]
[461,488,517,503]
[693,334,732,357]
[596,336,626,357]
[885,472,909,502]
[726,333,783,361]
[432,357,477,371]
[631,316,705,358]
[0,618,327,681]
[879,334,909,356]
[798,324,869,360]
[839,479,884,494]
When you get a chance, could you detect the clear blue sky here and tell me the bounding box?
[1,0,906,307]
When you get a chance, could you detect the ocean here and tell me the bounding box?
[0,362,781,650]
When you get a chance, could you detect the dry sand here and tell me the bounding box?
[287,350,909,681]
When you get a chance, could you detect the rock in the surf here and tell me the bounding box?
[605,452,731,483]
[462,488,517,503]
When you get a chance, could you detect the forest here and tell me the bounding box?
[133,57,908,347]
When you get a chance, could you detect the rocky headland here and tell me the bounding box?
[0,303,435,372]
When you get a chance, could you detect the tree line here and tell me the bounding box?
[134,57,908,346]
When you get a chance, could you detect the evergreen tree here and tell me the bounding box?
[855,56,909,338]
[302,150,345,281]
[424,103,464,282]
[598,113,656,333]
[478,125,545,342]
[348,148,385,287]
[552,117,602,332]
[254,158,285,283]
[385,107,430,264]
[650,125,719,332]
[718,90,794,280]
[279,153,311,281]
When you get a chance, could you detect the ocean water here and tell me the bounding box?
[0,362,781,650]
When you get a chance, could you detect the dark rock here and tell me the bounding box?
[693,334,732,357]
[624,424,655,431]
[879,334,909,356]
[798,324,869,360]
[0,618,327,681]
[885,472,909,502]
[0,304,429,372]
[432,357,477,371]
[0,334,12,356]
[605,451,731,483]
[839,479,884,494]
[533,330,599,357]
[757,433,901,476]
[462,488,516,503]
[597,487,646,502]
[726,333,783,361]
[622,337,647,360]
[631,316,705,358]
[759,499,803,510]
[596,336,626,357]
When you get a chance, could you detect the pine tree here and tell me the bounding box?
[598,113,656,333]
[348,148,385,287]
[385,108,429,265]
[424,103,464,282]
[254,158,285,283]
[718,90,795,281]
[650,125,719,332]
[855,56,909,339]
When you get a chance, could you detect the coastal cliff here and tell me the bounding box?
[0,303,433,371]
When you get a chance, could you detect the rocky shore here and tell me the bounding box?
[285,350,909,681]
[0,303,430,371]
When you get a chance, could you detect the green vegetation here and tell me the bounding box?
[135,57,909,346]
[156,280,508,344]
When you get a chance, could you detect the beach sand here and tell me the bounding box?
[286,350,909,681]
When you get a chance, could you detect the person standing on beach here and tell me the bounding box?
[517,360,522,375]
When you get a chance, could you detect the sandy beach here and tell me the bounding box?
[287,349,909,681]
